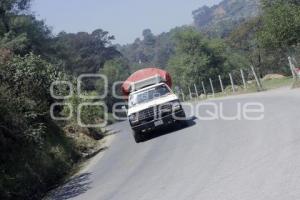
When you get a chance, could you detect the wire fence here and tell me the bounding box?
[177,56,300,101]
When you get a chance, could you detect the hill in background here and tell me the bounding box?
[120,0,261,69]
[193,0,260,37]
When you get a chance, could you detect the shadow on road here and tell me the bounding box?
[141,116,197,143]
[45,173,92,200]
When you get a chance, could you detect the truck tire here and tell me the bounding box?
[133,130,143,143]
[179,111,188,127]
[180,119,189,127]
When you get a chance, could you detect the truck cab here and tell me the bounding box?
[127,81,186,143]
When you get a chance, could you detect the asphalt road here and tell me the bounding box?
[48,88,300,200]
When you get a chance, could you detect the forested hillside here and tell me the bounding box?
[119,27,181,71]
[120,0,262,70]
[121,0,300,90]
[193,0,261,37]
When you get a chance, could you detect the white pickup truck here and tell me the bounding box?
[124,75,187,143]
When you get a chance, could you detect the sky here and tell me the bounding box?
[31,0,221,44]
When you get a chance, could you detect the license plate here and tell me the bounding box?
[154,120,163,127]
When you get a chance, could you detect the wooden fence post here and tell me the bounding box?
[188,87,193,100]
[229,73,235,93]
[209,78,215,97]
[240,69,247,89]
[181,89,185,102]
[251,65,262,91]
[194,84,199,98]
[219,75,224,93]
[202,81,207,98]
[288,56,297,80]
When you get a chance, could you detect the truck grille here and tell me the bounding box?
[138,107,156,121]
[137,103,173,121]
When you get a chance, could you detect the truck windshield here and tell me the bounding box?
[129,85,171,107]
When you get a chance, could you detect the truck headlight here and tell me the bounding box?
[161,106,172,113]
[129,114,138,123]
[172,101,181,111]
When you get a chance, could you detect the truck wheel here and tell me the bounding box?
[180,119,189,127]
[179,111,188,127]
[133,130,143,143]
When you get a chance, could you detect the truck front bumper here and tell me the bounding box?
[131,109,186,133]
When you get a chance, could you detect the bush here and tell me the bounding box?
[0,54,80,200]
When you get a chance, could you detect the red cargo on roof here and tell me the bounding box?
[121,67,172,98]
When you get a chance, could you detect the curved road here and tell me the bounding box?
[49,88,300,200]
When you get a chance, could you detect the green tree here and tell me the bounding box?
[120,27,184,69]
[1,53,63,112]
[98,58,130,111]
[0,0,53,56]
[0,53,80,200]
[142,29,155,46]
[52,29,121,75]
[227,17,267,74]
[167,27,229,92]
[259,1,300,51]
[261,0,300,8]
[0,0,31,33]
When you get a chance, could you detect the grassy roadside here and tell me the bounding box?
[0,115,113,200]
[291,77,300,89]
[0,119,79,200]
[262,77,294,90]
[189,77,295,101]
